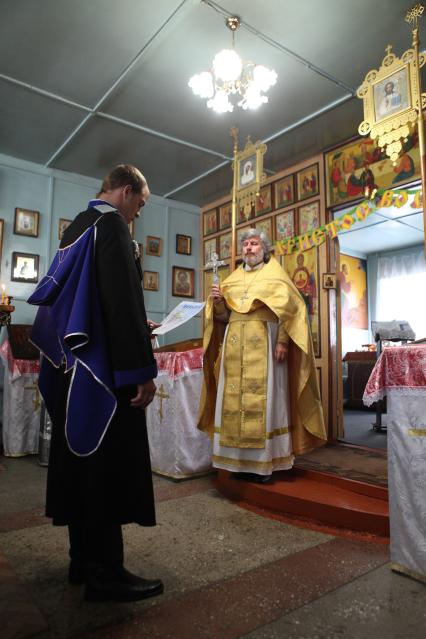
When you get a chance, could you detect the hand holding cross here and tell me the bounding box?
[205,252,226,286]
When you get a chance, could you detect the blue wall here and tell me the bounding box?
[0,153,201,345]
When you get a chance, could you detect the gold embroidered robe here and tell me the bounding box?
[198,256,326,455]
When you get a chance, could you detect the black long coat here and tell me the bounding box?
[45,207,156,527]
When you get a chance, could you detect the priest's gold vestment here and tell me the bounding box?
[198,256,326,474]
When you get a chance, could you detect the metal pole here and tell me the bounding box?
[407,4,426,255]
[230,127,239,272]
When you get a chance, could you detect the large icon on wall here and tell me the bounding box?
[325,134,420,207]
[282,248,320,356]
[338,254,368,330]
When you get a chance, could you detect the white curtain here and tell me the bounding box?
[376,247,426,340]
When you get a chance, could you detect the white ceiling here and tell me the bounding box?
[0,0,424,214]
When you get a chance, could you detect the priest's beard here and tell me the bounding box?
[243,250,265,268]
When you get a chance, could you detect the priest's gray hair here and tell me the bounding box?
[239,228,272,261]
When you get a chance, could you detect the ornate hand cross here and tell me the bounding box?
[205,252,226,285]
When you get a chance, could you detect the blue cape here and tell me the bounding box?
[28,222,116,456]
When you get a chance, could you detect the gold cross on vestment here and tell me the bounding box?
[24,382,41,411]
[156,384,169,423]
[240,291,249,305]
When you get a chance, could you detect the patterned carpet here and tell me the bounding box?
[295,443,388,487]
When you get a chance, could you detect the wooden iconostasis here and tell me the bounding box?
[200,153,334,436]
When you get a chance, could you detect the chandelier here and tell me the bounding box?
[188,16,277,114]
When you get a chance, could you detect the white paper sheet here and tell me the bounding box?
[152,301,205,336]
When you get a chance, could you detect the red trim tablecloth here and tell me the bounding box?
[153,347,203,379]
[0,339,40,380]
[363,345,426,405]
[147,348,211,479]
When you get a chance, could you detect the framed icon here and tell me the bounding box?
[143,270,159,291]
[298,201,320,234]
[146,236,163,256]
[219,203,232,230]
[58,218,72,240]
[203,208,217,236]
[14,208,40,237]
[323,273,337,289]
[176,234,192,255]
[11,252,39,283]
[275,210,295,241]
[274,176,294,208]
[172,266,195,298]
[296,164,319,201]
[219,232,232,259]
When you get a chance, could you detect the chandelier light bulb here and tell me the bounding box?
[239,85,268,110]
[252,65,277,92]
[212,49,242,82]
[207,90,233,113]
[188,71,214,98]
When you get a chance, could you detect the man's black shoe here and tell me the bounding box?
[68,560,86,585]
[231,472,272,484]
[84,566,164,602]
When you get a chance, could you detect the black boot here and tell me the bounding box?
[84,564,164,602]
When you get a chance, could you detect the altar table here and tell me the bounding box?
[364,345,426,583]
[146,347,212,479]
[0,340,41,457]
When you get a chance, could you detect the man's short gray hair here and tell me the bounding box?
[239,228,272,261]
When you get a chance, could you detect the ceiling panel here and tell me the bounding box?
[0,0,186,106]
[167,162,234,205]
[264,98,364,174]
[0,79,86,164]
[52,116,222,195]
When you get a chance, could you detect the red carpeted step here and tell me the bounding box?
[216,468,389,537]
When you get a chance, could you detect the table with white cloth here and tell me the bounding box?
[146,347,212,479]
[0,339,41,457]
[363,345,426,583]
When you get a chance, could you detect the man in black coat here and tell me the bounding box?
[28,164,163,602]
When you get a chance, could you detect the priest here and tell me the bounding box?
[27,164,163,602]
[198,228,326,482]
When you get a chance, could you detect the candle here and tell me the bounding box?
[1,283,5,305]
